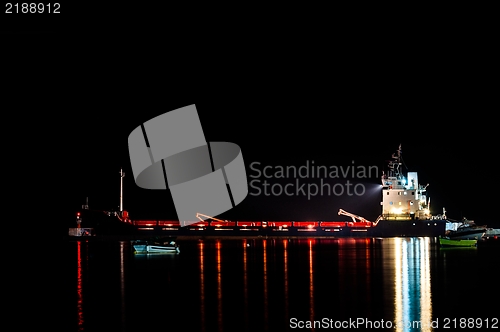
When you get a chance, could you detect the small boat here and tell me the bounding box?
[132,237,180,253]
[439,236,477,247]
[445,218,487,240]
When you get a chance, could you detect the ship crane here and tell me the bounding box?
[196,213,228,223]
[338,209,370,223]
[338,209,383,226]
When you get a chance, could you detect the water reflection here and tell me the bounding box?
[71,237,437,331]
[191,237,434,330]
[263,239,268,328]
[199,241,205,332]
[393,238,432,332]
[76,241,84,331]
[283,239,289,324]
[365,238,371,306]
[119,241,126,332]
[216,240,223,332]
[242,239,249,329]
[308,239,315,330]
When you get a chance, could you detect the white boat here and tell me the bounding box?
[132,238,180,253]
[445,218,487,240]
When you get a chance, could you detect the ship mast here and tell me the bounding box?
[119,168,125,213]
[388,143,402,179]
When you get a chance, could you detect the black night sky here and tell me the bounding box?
[4,7,498,231]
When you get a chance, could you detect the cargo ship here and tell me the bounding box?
[70,145,448,238]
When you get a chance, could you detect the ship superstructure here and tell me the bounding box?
[381,144,432,221]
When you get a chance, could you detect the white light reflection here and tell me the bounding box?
[394,237,433,332]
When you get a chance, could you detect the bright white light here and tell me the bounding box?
[392,207,403,214]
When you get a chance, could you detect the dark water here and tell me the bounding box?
[65,237,499,331]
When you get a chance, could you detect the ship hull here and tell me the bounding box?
[73,217,445,239]
[446,228,486,240]
[447,231,485,240]
[175,220,446,238]
[71,209,447,239]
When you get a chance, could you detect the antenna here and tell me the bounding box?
[387,144,403,178]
